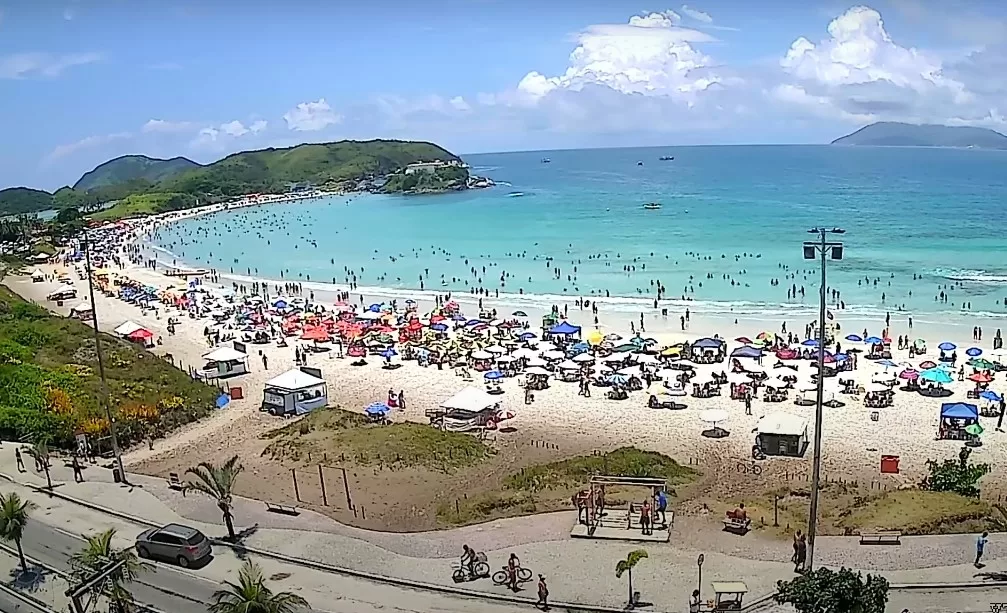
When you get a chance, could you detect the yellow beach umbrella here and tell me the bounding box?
[661,346,682,356]
[586,329,605,345]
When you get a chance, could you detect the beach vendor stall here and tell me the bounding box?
[938,402,979,440]
[430,386,503,432]
[69,301,93,321]
[113,320,145,338]
[201,345,250,378]
[262,367,328,416]
[755,412,808,457]
[47,287,77,304]
[30,268,45,283]
[691,338,726,364]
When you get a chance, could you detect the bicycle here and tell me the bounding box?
[492,566,533,586]
[736,460,763,476]
[451,553,489,583]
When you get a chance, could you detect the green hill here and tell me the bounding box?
[73,154,201,191]
[161,139,461,199]
[0,187,54,216]
[832,122,1007,148]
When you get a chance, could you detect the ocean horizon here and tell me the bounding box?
[144,144,1007,328]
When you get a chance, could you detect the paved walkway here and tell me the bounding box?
[2,446,1004,611]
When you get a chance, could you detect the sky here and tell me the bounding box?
[2,0,1006,190]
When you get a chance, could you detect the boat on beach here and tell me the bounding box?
[643,202,662,210]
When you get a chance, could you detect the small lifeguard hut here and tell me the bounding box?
[262,367,327,416]
[201,345,250,378]
[570,475,672,542]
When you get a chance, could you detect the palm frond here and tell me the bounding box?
[615,549,648,578]
[0,493,36,542]
[209,560,309,613]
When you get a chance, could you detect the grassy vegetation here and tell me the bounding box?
[90,193,197,221]
[438,447,699,526]
[261,407,493,471]
[74,155,199,191]
[0,285,219,447]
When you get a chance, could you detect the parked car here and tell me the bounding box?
[135,524,212,567]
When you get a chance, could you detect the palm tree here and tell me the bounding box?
[209,559,310,613]
[615,549,648,609]
[0,492,37,575]
[185,455,243,540]
[28,443,52,491]
[69,528,151,613]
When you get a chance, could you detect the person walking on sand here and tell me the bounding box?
[794,531,807,573]
[15,447,24,473]
[536,575,550,611]
[72,454,83,483]
[976,531,989,567]
[640,499,652,535]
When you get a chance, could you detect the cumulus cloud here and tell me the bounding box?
[220,120,249,137]
[681,5,713,23]
[516,11,721,102]
[47,132,131,161]
[0,51,101,79]
[283,99,341,131]
[249,120,268,134]
[142,119,194,133]
[774,6,997,126]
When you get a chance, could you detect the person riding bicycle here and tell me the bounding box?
[461,545,477,578]
[507,553,521,591]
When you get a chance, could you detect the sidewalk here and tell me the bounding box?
[2,445,1004,611]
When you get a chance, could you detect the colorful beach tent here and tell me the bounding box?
[731,346,763,359]
[693,338,725,349]
[127,328,154,342]
[549,321,581,335]
[113,320,144,337]
[940,402,978,420]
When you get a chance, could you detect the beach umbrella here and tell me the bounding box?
[899,369,919,380]
[699,409,729,426]
[938,342,957,351]
[605,333,623,341]
[484,370,504,380]
[920,368,953,384]
[969,372,993,384]
[833,353,849,362]
[864,336,883,345]
[557,359,581,371]
[430,323,448,332]
[367,303,382,312]
[661,346,683,357]
[965,423,985,437]
[845,334,863,342]
[606,373,629,385]
[634,353,659,364]
[572,353,595,363]
[485,344,508,354]
[878,359,899,368]
[801,339,819,347]
[613,343,637,353]
[518,332,537,341]
[980,390,1002,402]
[967,347,983,357]
[735,337,752,344]
[525,357,547,368]
[380,348,398,359]
[756,331,775,341]
[512,310,528,317]
[451,313,467,321]
[586,329,605,345]
[365,402,391,417]
[919,360,937,369]
[969,358,995,370]
[525,366,551,376]
[543,350,565,361]
[273,299,288,309]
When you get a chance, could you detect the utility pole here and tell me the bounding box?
[81,232,127,484]
[802,227,844,571]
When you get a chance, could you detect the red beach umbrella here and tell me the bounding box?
[919,361,937,369]
[735,337,752,344]
[969,372,993,383]
[301,326,331,342]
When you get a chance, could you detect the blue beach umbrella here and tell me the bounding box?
[368,303,382,312]
[878,359,899,368]
[518,332,537,341]
[273,299,288,309]
[834,353,849,362]
[365,402,391,416]
[865,336,883,345]
[938,342,957,351]
[801,339,819,347]
[967,347,983,357]
[430,323,448,332]
[606,373,629,385]
[451,313,467,321]
[920,368,953,384]
[980,390,1002,402]
[512,310,528,317]
[380,348,398,359]
[845,334,863,342]
[466,319,483,326]
[484,370,504,380]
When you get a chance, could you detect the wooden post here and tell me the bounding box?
[291,468,300,502]
[318,464,328,506]
[341,467,352,509]
[774,495,779,527]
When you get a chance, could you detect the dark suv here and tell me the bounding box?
[135,524,212,568]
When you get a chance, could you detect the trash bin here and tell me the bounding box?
[112,467,122,483]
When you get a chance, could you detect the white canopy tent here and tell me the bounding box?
[114,321,145,337]
[263,368,327,416]
[202,346,250,378]
[757,411,809,457]
[440,387,498,413]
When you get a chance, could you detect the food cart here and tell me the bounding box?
[706,582,747,611]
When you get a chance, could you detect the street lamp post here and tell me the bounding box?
[802,227,844,571]
[81,232,127,484]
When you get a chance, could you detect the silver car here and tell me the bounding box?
[135,524,212,568]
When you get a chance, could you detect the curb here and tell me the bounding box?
[0,581,59,613]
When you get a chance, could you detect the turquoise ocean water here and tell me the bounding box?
[147,145,1007,325]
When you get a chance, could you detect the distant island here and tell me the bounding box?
[0,139,490,217]
[832,122,1007,149]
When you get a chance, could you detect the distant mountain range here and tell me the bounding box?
[0,140,464,217]
[73,155,201,191]
[832,122,1007,149]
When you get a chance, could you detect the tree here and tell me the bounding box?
[775,567,889,613]
[0,492,37,575]
[209,559,310,613]
[185,455,243,540]
[614,549,648,608]
[921,445,990,498]
[28,442,53,491]
[69,528,151,613]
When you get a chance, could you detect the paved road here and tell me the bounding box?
[0,586,55,613]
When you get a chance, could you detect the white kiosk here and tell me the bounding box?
[202,344,250,378]
[263,367,328,416]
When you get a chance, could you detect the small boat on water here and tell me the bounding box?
[659,156,674,161]
[540,158,551,163]
[643,202,662,210]
[507,192,525,198]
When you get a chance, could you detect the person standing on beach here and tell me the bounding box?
[15,447,24,473]
[536,575,549,610]
[794,531,807,573]
[976,531,989,567]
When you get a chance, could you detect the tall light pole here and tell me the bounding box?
[81,231,127,484]
[802,227,844,571]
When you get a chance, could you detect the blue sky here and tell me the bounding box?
[2,0,1006,190]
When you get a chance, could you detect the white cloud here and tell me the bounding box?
[63,7,75,20]
[516,11,721,101]
[249,120,268,134]
[220,120,249,137]
[47,132,131,161]
[283,99,341,131]
[142,119,194,133]
[0,51,101,79]
[681,5,713,23]
[775,6,995,126]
